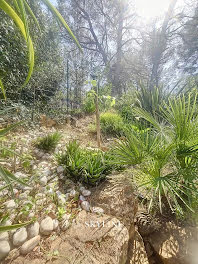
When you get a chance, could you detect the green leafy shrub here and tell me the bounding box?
[100,111,126,136]
[36,132,61,152]
[112,93,198,217]
[83,91,96,114]
[116,92,136,123]
[57,140,112,185]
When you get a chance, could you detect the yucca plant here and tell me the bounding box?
[36,132,62,152]
[0,0,82,98]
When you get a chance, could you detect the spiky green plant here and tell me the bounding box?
[36,132,62,152]
[0,123,28,196]
[113,92,198,215]
[0,0,82,98]
[57,140,112,185]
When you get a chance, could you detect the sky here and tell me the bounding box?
[134,0,173,20]
[50,0,175,20]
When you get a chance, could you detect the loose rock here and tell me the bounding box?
[57,166,64,174]
[27,222,40,239]
[40,176,47,186]
[13,227,27,247]
[0,241,10,260]
[20,235,40,255]
[4,200,17,209]
[53,219,59,230]
[92,207,104,214]
[81,201,90,211]
[81,189,91,197]
[40,217,54,235]
[0,232,9,241]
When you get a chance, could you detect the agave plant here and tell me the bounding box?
[0,0,82,98]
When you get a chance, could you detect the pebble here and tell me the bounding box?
[0,232,9,241]
[79,186,85,192]
[13,227,27,247]
[20,235,40,255]
[57,166,64,174]
[61,219,70,231]
[53,219,59,230]
[4,200,17,209]
[15,172,27,179]
[81,189,91,197]
[0,241,10,260]
[92,207,104,214]
[27,222,40,239]
[81,201,90,211]
[40,217,54,235]
[79,195,86,202]
[40,176,47,186]
[70,189,77,198]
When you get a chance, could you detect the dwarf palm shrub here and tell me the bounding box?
[36,132,61,152]
[113,92,198,216]
[57,141,112,185]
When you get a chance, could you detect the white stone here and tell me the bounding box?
[57,166,64,174]
[0,241,10,260]
[81,189,91,197]
[15,172,27,179]
[13,227,27,247]
[70,189,77,198]
[81,201,90,211]
[27,222,40,239]
[79,186,85,192]
[20,235,40,255]
[0,232,9,241]
[42,168,51,177]
[53,219,59,230]
[62,214,71,221]
[92,207,104,214]
[58,196,66,205]
[28,212,35,218]
[40,217,53,235]
[19,192,28,200]
[61,219,70,231]
[40,176,47,186]
[79,195,86,202]
[4,200,17,209]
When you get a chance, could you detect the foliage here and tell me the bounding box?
[0,0,82,98]
[57,140,112,185]
[83,91,96,114]
[100,111,126,136]
[136,84,166,119]
[116,92,136,123]
[36,132,61,152]
[112,92,198,216]
[0,220,34,232]
[0,123,28,196]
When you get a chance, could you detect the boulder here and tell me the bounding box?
[130,230,149,264]
[91,171,137,229]
[148,221,198,264]
[50,210,129,264]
